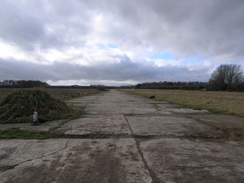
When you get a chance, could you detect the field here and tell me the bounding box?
[0,88,101,102]
[123,89,244,117]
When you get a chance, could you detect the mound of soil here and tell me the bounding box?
[0,90,79,123]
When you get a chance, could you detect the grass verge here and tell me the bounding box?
[0,128,64,139]
[122,89,244,116]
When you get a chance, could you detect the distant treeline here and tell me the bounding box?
[0,80,49,88]
[47,84,134,90]
[1,78,243,91]
[208,82,244,92]
[136,81,244,92]
[136,81,208,90]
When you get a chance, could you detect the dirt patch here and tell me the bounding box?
[186,114,244,141]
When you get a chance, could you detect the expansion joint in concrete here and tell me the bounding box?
[123,114,160,183]
[123,114,134,136]
[134,138,161,183]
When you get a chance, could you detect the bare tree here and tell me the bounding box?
[209,64,243,91]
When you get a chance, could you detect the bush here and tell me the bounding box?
[0,90,82,123]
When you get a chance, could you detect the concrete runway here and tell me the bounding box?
[0,90,243,183]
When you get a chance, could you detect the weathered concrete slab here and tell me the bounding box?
[59,114,131,135]
[1,89,244,182]
[126,115,212,136]
[85,102,159,115]
[0,139,69,165]
[0,138,151,183]
[140,138,244,183]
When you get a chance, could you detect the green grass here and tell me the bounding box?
[0,128,64,139]
[0,89,14,102]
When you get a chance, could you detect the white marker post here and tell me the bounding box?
[32,107,40,125]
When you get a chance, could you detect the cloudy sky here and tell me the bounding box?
[1,0,244,86]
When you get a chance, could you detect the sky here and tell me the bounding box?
[0,0,244,86]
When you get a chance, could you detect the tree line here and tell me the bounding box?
[136,81,207,90]
[1,64,243,91]
[136,64,244,92]
[0,80,49,88]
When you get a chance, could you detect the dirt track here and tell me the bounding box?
[0,90,244,183]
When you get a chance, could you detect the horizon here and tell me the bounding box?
[0,79,210,87]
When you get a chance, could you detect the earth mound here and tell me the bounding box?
[0,90,80,123]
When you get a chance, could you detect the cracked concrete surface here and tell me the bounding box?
[140,138,244,182]
[1,139,151,183]
[0,90,244,182]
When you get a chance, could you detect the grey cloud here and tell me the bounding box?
[85,0,244,61]
[0,1,45,51]
[1,0,244,61]
[0,56,210,84]
[0,0,91,51]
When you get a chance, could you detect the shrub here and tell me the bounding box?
[0,90,81,123]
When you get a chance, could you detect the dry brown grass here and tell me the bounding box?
[123,89,244,116]
[44,88,101,100]
[0,88,101,102]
